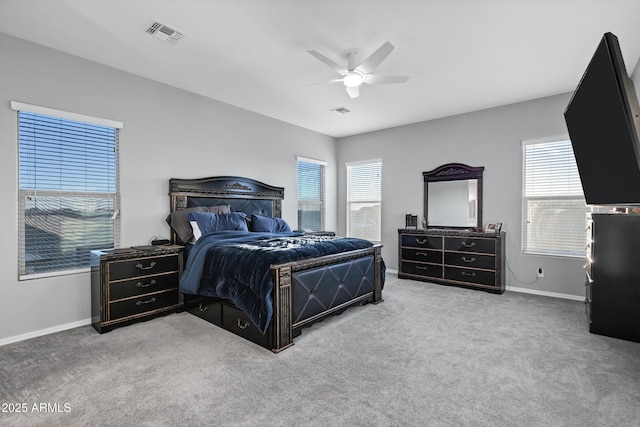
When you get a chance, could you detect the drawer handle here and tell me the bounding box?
[237,319,250,330]
[415,238,428,244]
[416,266,429,270]
[417,252,429,257]
[461,241,476,248]
[198,303,208,312]
[136,279,157,288]
[135,261,157,270]
[461,256,476,263]
[135,297,157,306]
[461,271,476,277]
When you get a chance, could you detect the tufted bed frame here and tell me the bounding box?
[169,176,384,352]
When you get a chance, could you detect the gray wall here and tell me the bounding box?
[0,33,337,342]
[336,93,587,298]
[3,30,637,342]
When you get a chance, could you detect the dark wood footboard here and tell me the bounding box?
[185,244,383,353]
[271,244,383,352]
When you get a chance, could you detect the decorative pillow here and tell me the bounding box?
[188,211,248,234]
[190,221,203,241]
[250,214,292,233]
[166,205,231,243]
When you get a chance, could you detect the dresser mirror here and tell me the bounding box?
[423,163,484,230]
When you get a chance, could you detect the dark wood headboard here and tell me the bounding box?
[169,176,284,219]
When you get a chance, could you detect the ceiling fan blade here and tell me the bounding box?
[303,78,343,88]
[346,86,360,98]
[307,50,346,74]
[365,74,409,85]
[356,41,395,74]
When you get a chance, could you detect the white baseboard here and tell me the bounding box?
[0,284,582,347]
[388,270,583,301]
[505,286,585,301]
[0,318,92,347]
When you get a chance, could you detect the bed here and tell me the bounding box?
[168,176,385,352]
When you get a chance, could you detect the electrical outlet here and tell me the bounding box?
[537,267,544,278]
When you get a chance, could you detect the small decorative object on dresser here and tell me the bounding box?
[398,228,505,294]
[90,245,184,333]
[405,213,418,229]
[485,223,497,233]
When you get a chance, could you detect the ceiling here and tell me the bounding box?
[1,1,640,138]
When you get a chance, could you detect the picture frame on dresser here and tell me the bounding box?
[485,222,502,233]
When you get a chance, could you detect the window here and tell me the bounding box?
[347,160,382,241]
[13,102,122,279]
[522,139,587,257]
[297,157,325,232]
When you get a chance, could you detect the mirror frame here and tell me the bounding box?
[423,163,484,231]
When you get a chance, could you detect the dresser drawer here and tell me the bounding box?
[402,248,442,264]
[444,237,495,254]
[109,272,179,301]
[401,261,442,279]
[444,266,496,286]
[444,252,495,270]
[108,254,179,281]
[109,289,180,321]
[401,234,443,249]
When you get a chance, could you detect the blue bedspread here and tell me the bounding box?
[180,231,383,333]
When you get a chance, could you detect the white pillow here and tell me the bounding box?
[190,221,202,242]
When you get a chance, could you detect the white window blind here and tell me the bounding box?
[347,160,382,241]
[522,140,587,257]
[297,158,326,232]
[15,105,121,279]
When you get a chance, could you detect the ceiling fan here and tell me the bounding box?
[307,41,409,99]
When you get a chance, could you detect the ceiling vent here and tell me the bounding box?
[143,19,184,44]
[330,107,351,115]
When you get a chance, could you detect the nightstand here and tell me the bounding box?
[90,245,184,333]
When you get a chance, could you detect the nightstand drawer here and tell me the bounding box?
[444,237,495,254]
[444,252,495,270]
[108,254,179,281]
[109,272,179,301]
[109,289,180,320]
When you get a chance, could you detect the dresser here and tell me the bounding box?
[586,213,640,342]
[91,246,184,333]
[398,229,505,294]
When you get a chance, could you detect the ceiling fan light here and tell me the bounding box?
[343,71,364,87]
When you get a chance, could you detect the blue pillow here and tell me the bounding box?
[188,211,248,234]
[250,214,292,233]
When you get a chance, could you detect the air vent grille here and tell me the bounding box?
[143,19,184,44]
[330,107,351,115]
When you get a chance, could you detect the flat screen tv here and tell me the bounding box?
[564,32,640,205]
